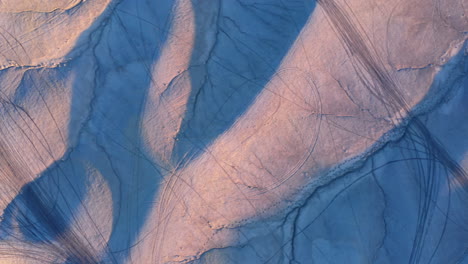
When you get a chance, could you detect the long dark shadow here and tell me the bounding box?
[196,40,468,264]
[171,0,317,164]
[0,0,175,263]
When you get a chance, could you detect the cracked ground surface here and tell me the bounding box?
[0,0,466,263]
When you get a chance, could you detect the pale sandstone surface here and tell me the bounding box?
[0,0,466,263]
